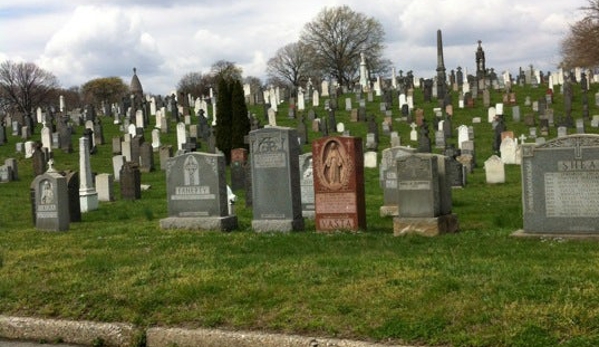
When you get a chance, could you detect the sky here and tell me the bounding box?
[0,0,588,95]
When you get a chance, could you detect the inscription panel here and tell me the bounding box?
[544,171,599,217]
[315,192,357,214]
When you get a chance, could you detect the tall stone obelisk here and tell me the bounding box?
[436,29,447,102]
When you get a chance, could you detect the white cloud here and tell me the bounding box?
[0,0,591,93]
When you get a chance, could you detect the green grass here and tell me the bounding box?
[2,82,599,347]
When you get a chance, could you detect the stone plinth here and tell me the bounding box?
[393,214,459,236]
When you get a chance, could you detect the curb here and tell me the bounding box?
[146,327,412,347]
[0,316,139,346]
[0,316,415,347]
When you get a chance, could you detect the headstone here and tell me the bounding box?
[78,137,98,212]
[500,137,518,164]
[32,166,69,231]
[176,122,186,150]
[484,155,505,183]
[249,127,304,232]
[364,151,377,168]
[312,136,366,231]
[512,106,521,122]
[457,125,469,149]
[139,142,154,173]
[230,148,248,191]
[95,173,114,202]
[299,153,315,219]
[160,152,237,231]
[345,98,352,111]
[520,135,599,234]
[120,162,141,200]
[393,154,458,236]
[390,132,400,147]
[159,145,173,171]
[379,146,416,216]
[557,126,568,138]
[576,119,585,134]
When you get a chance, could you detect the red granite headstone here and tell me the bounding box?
[312,136,366,231]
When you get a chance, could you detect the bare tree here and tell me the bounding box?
[561,0,599,69]
[266,41,312,89]
[177,71,214,98]
[0,60,59,114]
[300,5,388,87]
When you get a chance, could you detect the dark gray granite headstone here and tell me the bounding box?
[160,152,237,231]
[249,126,304,232]
[120,162,141,200]
[379,146,417,216]
[521,135,599,234]
[31,169,69,231]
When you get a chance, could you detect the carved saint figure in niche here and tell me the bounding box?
[323,141,346,187]
[40,180,54,204]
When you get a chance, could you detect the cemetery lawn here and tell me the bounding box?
[2,84,599,347]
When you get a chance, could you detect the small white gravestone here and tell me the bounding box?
[500,137,518,165]
[495,103,504,115]
[472,117,481,124]
[457,125,469,149]
[336,122,345,133]
[151,129,161,151]
[312,90,319,107]
[128,123,137,137]
[268,108,277,126]
[390,132,400,147]
[24,141,34,158]
[410,123,418,141]
[364,151,378,168]
[487,107,496,123]
[176,122,187,150]
[484,155,505,184]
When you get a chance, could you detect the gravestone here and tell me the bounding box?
[32,164,69,231]
[120,162,141,200]
[379,146,416,216]
[519,135,599,234]
[95,173,114,202]
[112,155,124,182]
[64,171,81,222]
[393,154,458,236]
[139,142,154,173]
[500,137,518,164]
[299,153,315,219]
[78,137,98,212]
[249,126,304,232]
[160,152,237,231]
[159,145,173,171]
[312,136,366,231]
[484,155,505,183]
[230,148,248,191]
[364,151,377,168]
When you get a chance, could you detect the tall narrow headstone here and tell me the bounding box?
[79,137,98,212]
[312,136,366,231]
[299,153,315,219]
[249,127,304,232]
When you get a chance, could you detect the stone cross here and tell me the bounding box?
[519,134,527,144]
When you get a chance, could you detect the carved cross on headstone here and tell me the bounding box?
[519,134,527,144]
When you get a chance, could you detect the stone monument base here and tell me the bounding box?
[252,218,304,232]
[379,205,399,217]
[393,214,459,237]
[79,192,98,213]
[511,229,599,240]
[160,216,238,231]
[302,210,315,220]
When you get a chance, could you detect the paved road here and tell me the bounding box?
[0,339,84,347]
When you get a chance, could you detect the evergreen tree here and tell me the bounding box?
[230,79,250,150]
[215,77,233,162]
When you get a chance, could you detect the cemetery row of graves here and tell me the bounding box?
[3,71,599,346]
[2,70,599,235]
